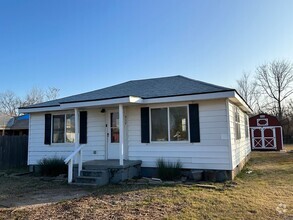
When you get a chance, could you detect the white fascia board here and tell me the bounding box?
[18,96,142,113]
[19,106,63,114]
[60,96,142,109]
[142,91,235,104]
[129,96,143,103]
[230,92,253,113]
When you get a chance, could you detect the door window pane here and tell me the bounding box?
[111,112,119,143]
[53,115,65,143]
[66,114,75,143]
[170,107,188,141]
[151,108,168,141]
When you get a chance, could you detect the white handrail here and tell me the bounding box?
[64,144,84,164]
[64,144,85,183]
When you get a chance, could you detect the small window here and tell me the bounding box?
[66,114,75,143]
[52,114,75,143]
[151,108,168,141]
[170,107,188,141]
[245,116,249,138]
[151,106,189,142]
[110,112,119,143]
[234,108,241,140]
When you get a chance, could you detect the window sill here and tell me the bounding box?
[50,143,75,147]
[149,141,190,144]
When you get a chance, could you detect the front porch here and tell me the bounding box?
[72,160,142,186]
[64,103,131,184]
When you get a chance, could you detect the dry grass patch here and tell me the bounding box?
[0,146,292,220]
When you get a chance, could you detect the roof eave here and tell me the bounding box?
[18,96,143,113]
[228,91,253,113]
[18,91,238,113]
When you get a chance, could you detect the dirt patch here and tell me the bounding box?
[0,176,94,208]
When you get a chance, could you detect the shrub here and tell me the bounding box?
[38,157,67,176]
[156,158,182,180]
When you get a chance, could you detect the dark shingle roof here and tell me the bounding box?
[20,75,233,109]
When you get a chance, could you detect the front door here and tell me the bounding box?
[107,111,120,159]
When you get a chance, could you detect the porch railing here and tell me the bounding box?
[64,144,85,183]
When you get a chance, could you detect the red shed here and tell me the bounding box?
[249,114,283,151]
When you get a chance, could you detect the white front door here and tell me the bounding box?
[107,111,120,159]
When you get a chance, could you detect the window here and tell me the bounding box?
[245,115,249,138]
[151,106,189,142]
[170,107,188,141]
[151,108,168,141]
[66,114,75,143]
[52,114,75,143]
[234,108,241,140]
[110,112,119,143]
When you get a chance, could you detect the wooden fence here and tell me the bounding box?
[0,136,28,170]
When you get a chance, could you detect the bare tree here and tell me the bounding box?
[282,99,293,142]
[45,87,60,101]
[256,60,293,120]
[22,87,60,107]
[22,87,45,106]
[0,91,22,116]
[0,87,60,116]
[236,72,259,112]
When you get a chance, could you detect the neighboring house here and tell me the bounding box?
[0,114,11,136]
[19,75,252,183]
[249,113,283,151]
[0,114,29,136]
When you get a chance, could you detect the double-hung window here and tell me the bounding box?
[151,106,188,142]
[245,115,249,138]
[234,108,241,140]
[52,114,75,143]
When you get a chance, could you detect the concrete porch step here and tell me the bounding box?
[80,169,108,177]
[75,168,110,186]
[75,176,109,186]
[71,182,100,187]
[72,160,142,186]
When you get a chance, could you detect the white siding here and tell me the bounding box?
[126,99,232,170]
[228,101,251,169]
[28,99,248,171]
[28,109,106,165]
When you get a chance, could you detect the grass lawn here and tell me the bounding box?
[0,146,292,220]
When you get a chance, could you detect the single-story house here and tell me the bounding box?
[19,75,252,184]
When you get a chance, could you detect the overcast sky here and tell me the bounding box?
[0,0,293,98]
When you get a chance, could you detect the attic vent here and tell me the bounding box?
[257,118,268,126]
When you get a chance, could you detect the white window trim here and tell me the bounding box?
[234,107,241,140]
[245,115,249,139]
[149,105,190,143]
[51,113,75,145]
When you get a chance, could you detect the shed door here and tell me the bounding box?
[251,127,277,149]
